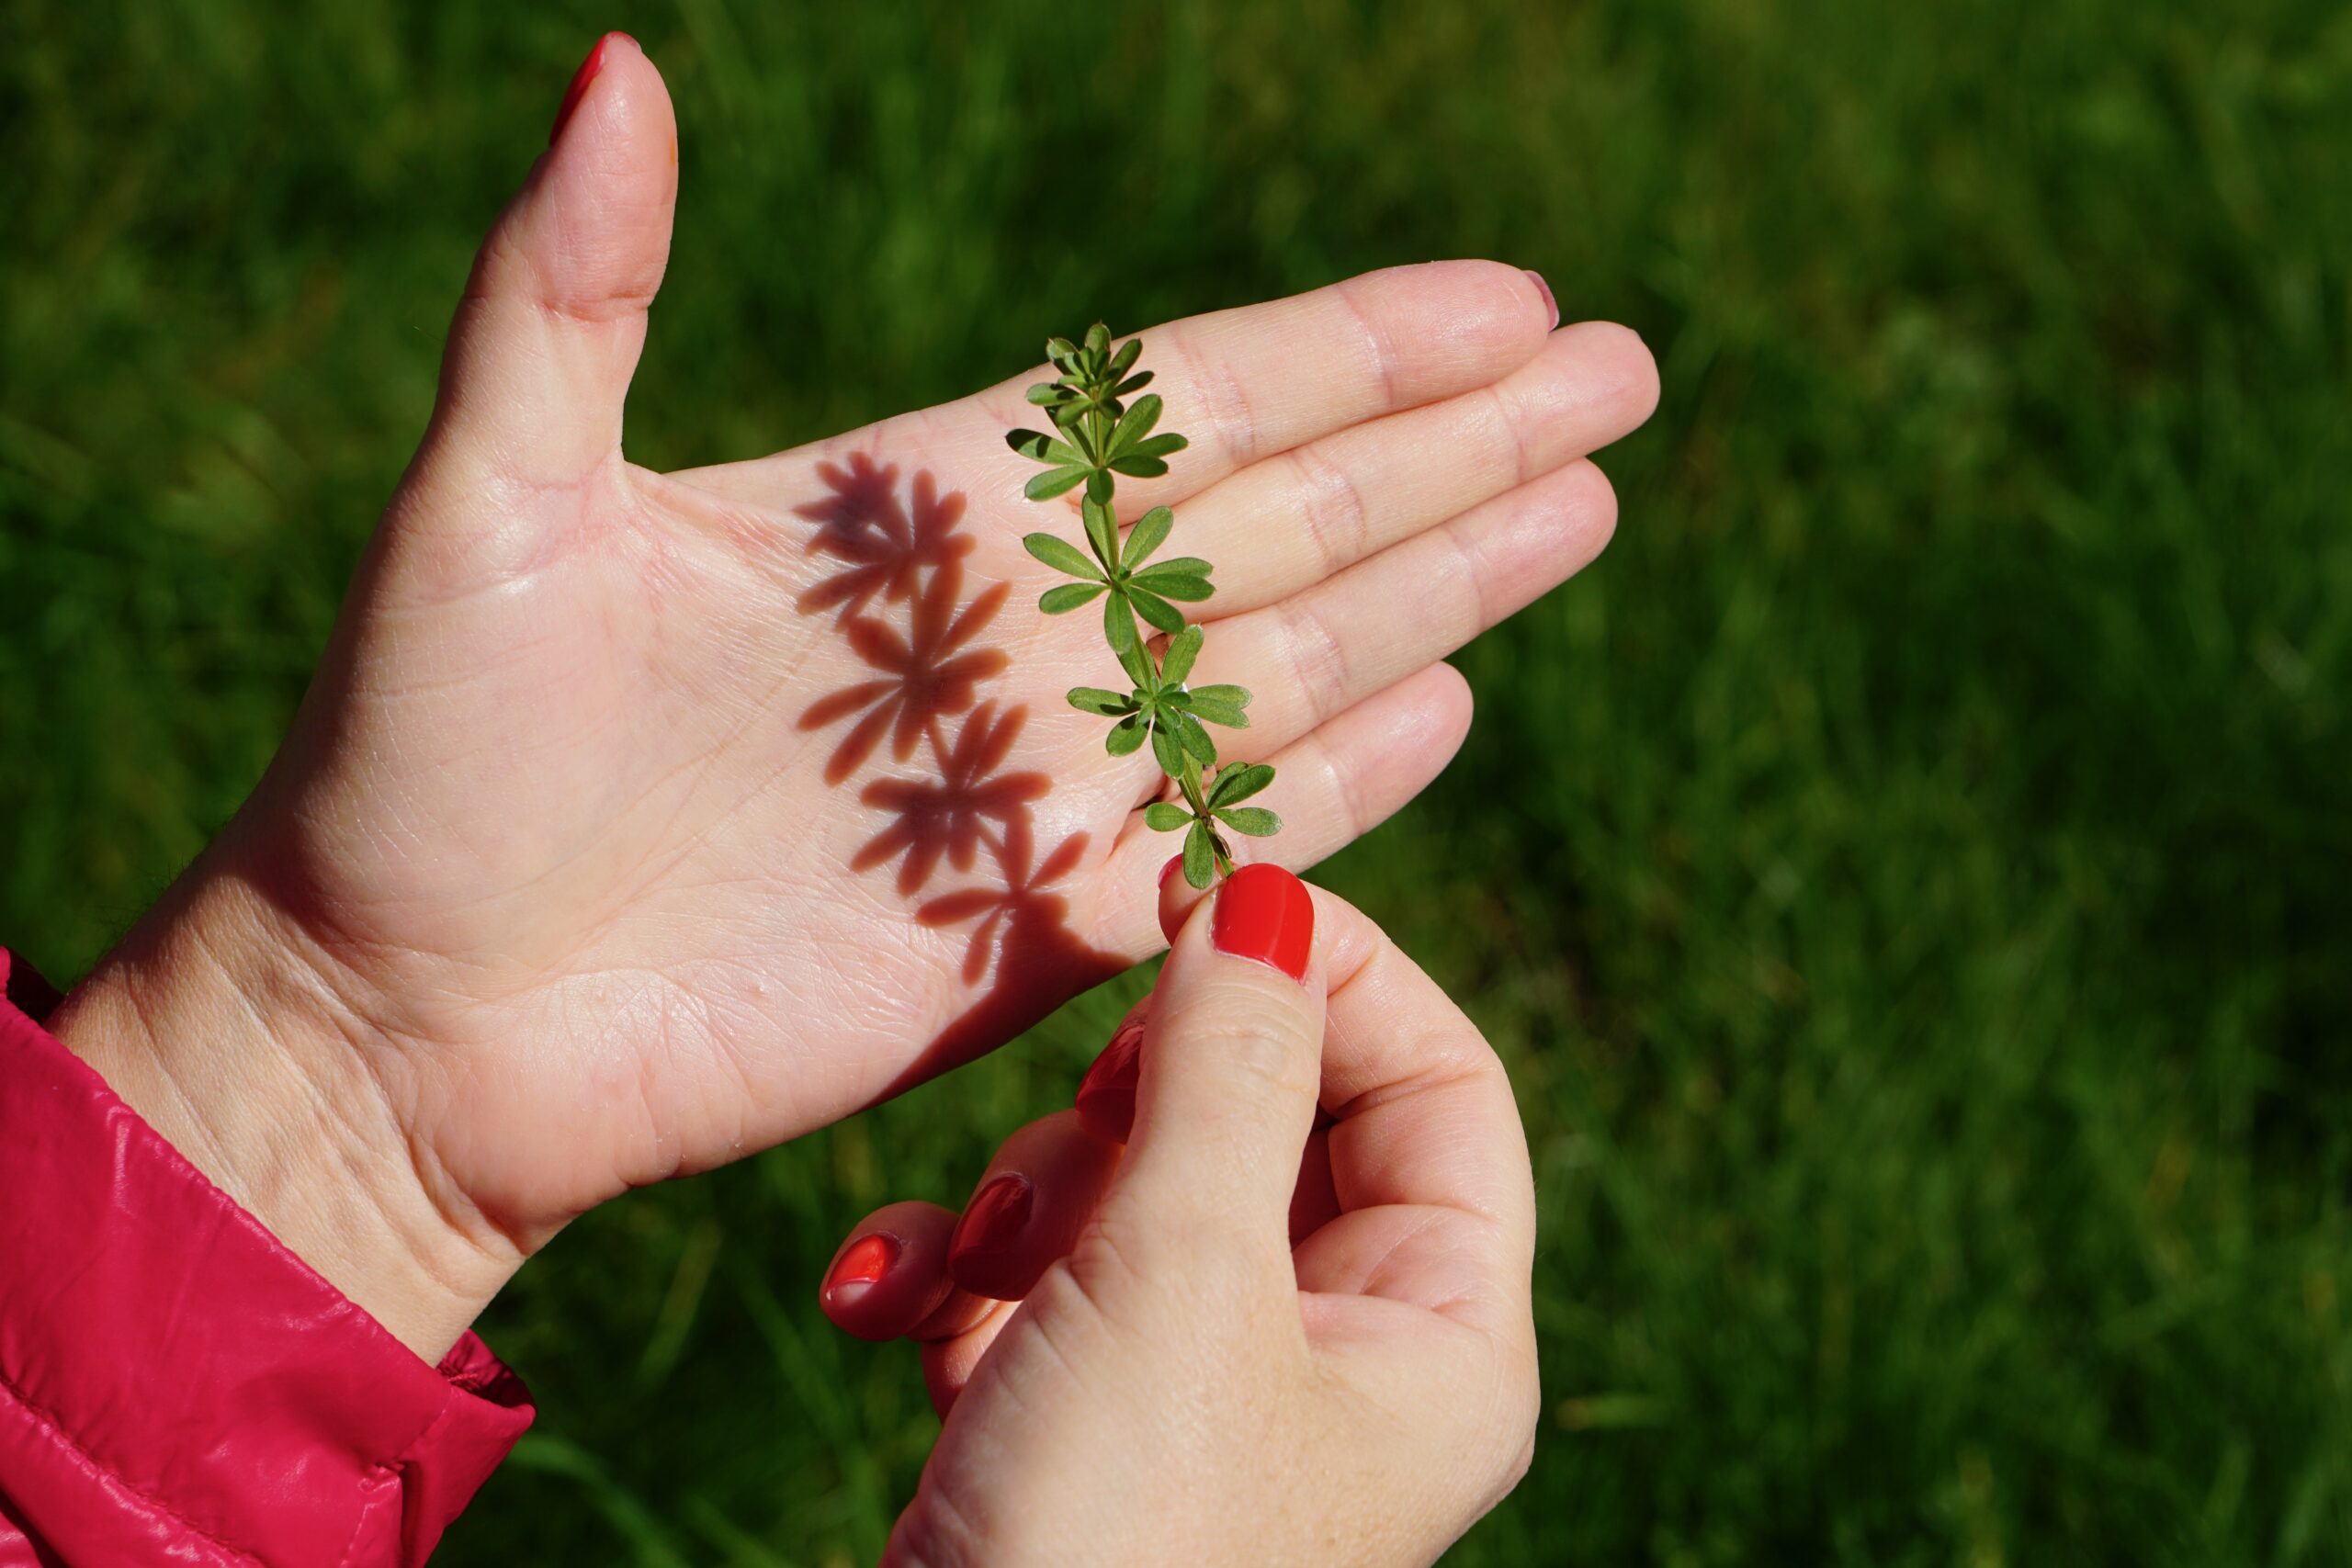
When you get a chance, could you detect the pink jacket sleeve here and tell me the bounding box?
[0,948,533,1566]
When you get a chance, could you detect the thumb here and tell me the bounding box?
[1109,864,1325,1258]
[421,33,677,495]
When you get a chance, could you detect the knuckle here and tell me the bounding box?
[1332,277,1402,405]
[1483,383,1534,485]
[1171,327,1256,468]
[1279,595,1352,723]
[1285,445,1369,575]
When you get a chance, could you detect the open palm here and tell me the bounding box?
[173,39,1654,1292]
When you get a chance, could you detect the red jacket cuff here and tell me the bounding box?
[0,947,531,1566]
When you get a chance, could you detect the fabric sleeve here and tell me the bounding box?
[0,947,532,1566]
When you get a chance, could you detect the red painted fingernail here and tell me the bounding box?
[1211,863,1314,982]
[1159,854,1184,891]
[948,1175,1035,1295]
[549,33,628,145]
[1524,269,1559,331]
[1075,1017,1147,1143]
[821,1232,899,1308]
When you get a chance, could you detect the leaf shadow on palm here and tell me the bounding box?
[791,456,1127,1096]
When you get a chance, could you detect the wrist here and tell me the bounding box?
[46,863,520,1360]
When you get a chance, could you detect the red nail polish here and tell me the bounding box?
[1159,854,1184,891]
[549,33,628,145]
[821,1232,898,1307]
[1524,269,1559,331]
[1211,863,1314,982]
[1075,1018,1146,1142]
[948,1175,1034,1295]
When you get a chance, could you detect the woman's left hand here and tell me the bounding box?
[50,35,1646,1359]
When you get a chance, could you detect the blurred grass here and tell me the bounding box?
[6,0,2351,1562]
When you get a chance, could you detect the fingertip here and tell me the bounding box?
[533,31,678,274]
[1208,863,1317,985]
[1553,319,1661,434]
[819,1201,957,1343]
[549,32,632,145]
[1419,660,1476,752]
[1157,853,1211,946]
[1075,1008,1149,1143]
[944,1111,1125,1303]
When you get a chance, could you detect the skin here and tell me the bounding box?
[822,870,1540,1567]
[46,34,1655,1361]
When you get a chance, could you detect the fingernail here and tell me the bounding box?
[949,1175,1035,1291]
[549,33,628,146]
[1524,269,1559,331]
[1159,854,1184,891]
[1211,863,1314,982]
[821,1232,899,1308]
[1075,1017,1147,1142]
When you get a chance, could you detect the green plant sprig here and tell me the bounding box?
[1008,323,1281,888]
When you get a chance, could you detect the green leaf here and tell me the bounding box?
[1182,822,1216,889]
[1085,468,1115,505]
[1208,761,1275,807]
[1111,394,1163,456]
[1039,582,1108,615]
[1111,339,1142,378]
[1149,720,1184,776]
[1084,322,1111,354]
[1131,433,1190,458]
[1114,371,1154,397]
[1103,592,1140,659]
[1026,466,1089,501]
[1214,806,1282,838]
[1134,572,1212,603]
[1135,556,1211,581]
[1183,685,1252,727]
[1108,454,1170,479]
[1177,712,1218,766]
[1046,336,1078,361]
[1006,429,1081,465]
[1080,497,1120,570]
[1127,588,1187,635]
[1105,714,1148,757]
[1023,533,1103,580]
[1123,506,1174,570]
[1142,801,1193,832]
[1068,686,1137,716]
[1025,383,1065,406]
[1159,624,1204,685]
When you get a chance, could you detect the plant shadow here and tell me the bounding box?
[790,455,1126,1095]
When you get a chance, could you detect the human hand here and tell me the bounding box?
[50,35,1648,1356]
[818,866,1537,1566]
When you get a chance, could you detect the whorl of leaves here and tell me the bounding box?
[1007,324,1280,888]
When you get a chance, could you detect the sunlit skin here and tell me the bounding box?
[49,36,1656,1360]
[823,872,1544,1566]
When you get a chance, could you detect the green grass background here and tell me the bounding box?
[6,1,2350,1562]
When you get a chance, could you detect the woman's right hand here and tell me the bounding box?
[820,864,1539,1566]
